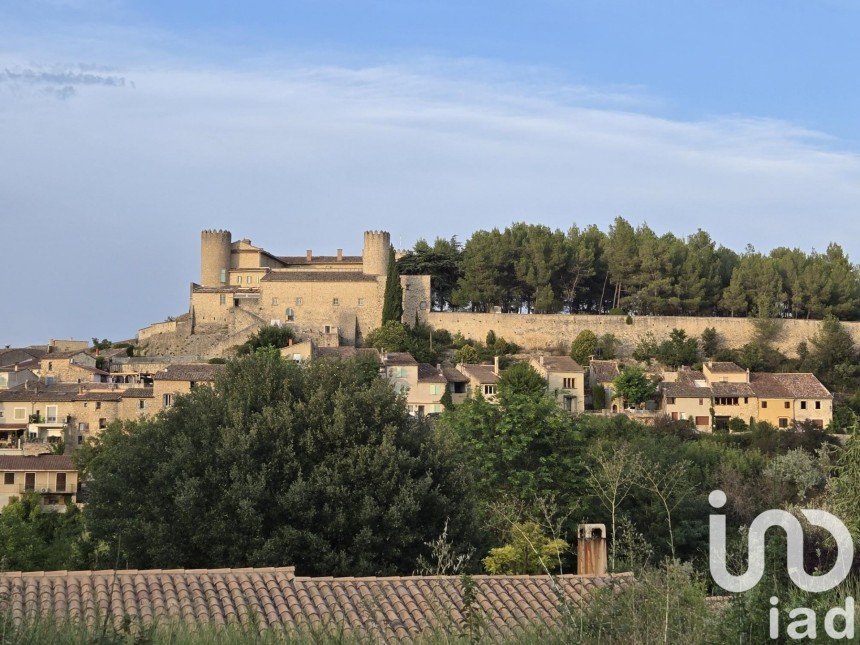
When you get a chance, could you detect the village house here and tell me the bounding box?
[588,359,622,411]
[456,358,501,403]
[152,363,225,411]
[530,355,586,413]
[661,361,832,431]
[0,454,78,510]
[0,366,38,390]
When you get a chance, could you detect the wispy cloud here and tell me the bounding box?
[1,50,859,344]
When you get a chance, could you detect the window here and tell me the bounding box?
[744,397,749,404]
[667,397,675,405]
[699,398,704,406]
[714,397,739,406]
[800,401,807,410]
[99,418,107,429]
[779,417,789,429]
[220,268,227,283]
[46,406,57,423]
[420,301,427,310]
[47,362,53,371]
[483,384,497,396]
[332,298,340,306]
[761,401,768,409]
[3,473,14,485]
[24,473,35,491]
[324,325,331,334]
[245,276,251,284]
[163,394,174,408]
[236,276,241,285]
[430,384,439,395]
[784,401,790,409]
[296,297,303,306]
[95,401,101,410]
[0,410,3,418]
[815,401,821,410]
[56,473,66,492]
[138,399,146,410]
[286,308,295,322]
[357,298,365,307]
[78,422,89,432]
[13,408,25,420]
[562,377,575,389]
[272,297,279,306]
[219,294,226,305]
[77,436,83,445]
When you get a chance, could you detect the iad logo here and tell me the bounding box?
[708,489,856,640]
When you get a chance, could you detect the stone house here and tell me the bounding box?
[39,351,101,384]
[152,364,225,411]
[588,359,622,411]
[0,454,78,510]
[456,358,501,403]
[529,355,586,413]
[0,366,38,390]
[441,367,469,405]
[661,361,832,431]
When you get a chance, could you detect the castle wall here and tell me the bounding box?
[401,275,431,326]
[200,230,232,287]
[427,312,860,357]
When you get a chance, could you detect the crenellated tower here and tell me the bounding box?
[362,230,391,276]
[200,229,232,287]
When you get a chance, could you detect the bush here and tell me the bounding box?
[727,416,748,433]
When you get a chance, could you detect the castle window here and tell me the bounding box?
[296,297,303,306]
[272,298,279,306]
[246,276,252,285]
[220,268,226,283]
[286,308,295,322]
[332,298,339,307]
[219,294,226,305]
[236,276,241,285]
[357,298,365,307]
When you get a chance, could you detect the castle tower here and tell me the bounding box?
[200,229,232,287]
[362,230,391,276]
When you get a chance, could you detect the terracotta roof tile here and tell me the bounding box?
[458,364,499,384]
[417,364,446,383]
[440,367,469,383]
[0,455,76,471]
[535,356,584,372]
[153,364,225,382]
[0,567,628,638]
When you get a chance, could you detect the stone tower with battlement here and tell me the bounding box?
[362,230,391,277]
[200,229,232,287]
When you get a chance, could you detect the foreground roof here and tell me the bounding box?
[535,356,584,372]
[0,566,628,640]
[153,364,225,382]
[589,360,620,383]
[458,364,500,384]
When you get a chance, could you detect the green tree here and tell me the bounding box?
[482,522,568,575]
[570,329,598,365]
[657,329,699,368]
[397,237,463,311]
[381,246,404,323]
[78,351,480,575]
[497,362,546,404]
[613,367,657,408]
[455,344,481,364]
[236,325,296,355]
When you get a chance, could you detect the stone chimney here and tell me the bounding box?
[306,249,313,262]
[577,523,608,576]
[493,355,500,376]
[336,248,343,261]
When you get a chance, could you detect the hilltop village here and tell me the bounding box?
[0,228,842,511]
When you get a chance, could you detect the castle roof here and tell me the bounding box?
[0,566,628,640]
[261,271,377,283]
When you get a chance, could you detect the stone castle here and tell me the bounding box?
[138,230,430,354]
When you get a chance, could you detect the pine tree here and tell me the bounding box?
[381,246,403,324]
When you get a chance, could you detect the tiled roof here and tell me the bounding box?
[0,455,75,471]
[262,271,377,283]
[277,255,363,265]
[705,361,745,373]
[0,386,122,403]
[0,567,628,639]
[710,381,755,398]
[315,347,382,363]
[750,373,832,399]
[121,388,155,398]
[662,381,712,398]
[589,360,620,383]
[441,367,469,383]
[417,364,446,383]
[153,364,225,382]
[382,352,418,367]
[535,356,584,373]
[42,350,89,360]
[459,364,500,384]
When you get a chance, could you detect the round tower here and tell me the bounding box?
[362,230,391,276]
[200,229,232,287]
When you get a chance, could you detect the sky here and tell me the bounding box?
[1,0,860,346]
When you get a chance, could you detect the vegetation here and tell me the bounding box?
[236,324,296,355]
[612,366,657,407]
[398,218,860,319]
[381,246,404,323]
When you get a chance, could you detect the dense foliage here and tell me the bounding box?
[397,218,860,319]
[77,351,480,575]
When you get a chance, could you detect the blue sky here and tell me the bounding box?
[1,1,859,345]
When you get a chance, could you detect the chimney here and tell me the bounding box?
[14,364,18,371]
[577,523,608,576]
[493,355,500,376]
[336,248,343,261]
[306,249,313,262]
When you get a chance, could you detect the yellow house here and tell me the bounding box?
[0,454,78,510]
[455,359,500,403]
[529,355,586,413]
[441,367,469,405]
[750,372,833,429]
[588,360,623,412]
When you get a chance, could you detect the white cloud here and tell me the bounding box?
[0,54,859,345]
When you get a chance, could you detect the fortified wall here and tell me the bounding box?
[427,312,860,357]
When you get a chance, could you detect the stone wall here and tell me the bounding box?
[427,312,860,357]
